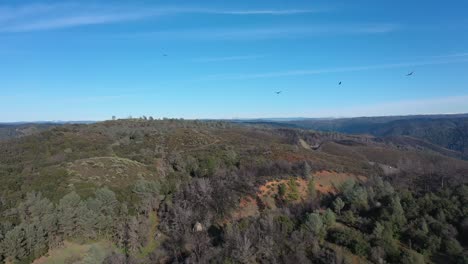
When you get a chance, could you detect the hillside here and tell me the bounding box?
[0,119,467,263]
[242,114,468,159]
[0,123,59,141]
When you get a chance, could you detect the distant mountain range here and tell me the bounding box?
[0,121,95,140]
[0,121,96,125]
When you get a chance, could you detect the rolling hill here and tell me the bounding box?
[0,119,467,263]
[240,114,468,159]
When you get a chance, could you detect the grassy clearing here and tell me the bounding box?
[138,211,161,258]
[32,240,112,264]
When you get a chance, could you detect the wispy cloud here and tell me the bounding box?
[200,55,468,81]
[430,52,468,59]
[0,4,156,32]
[128,24,398,41]
[0,4,61,22]
[0,4,327,33]
[2,13,149,32]
[194,55,266,62]
[212,9,325,15]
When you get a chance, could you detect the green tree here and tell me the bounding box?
[31,225,48,259]
[328,227,370,257]
[400,249,425,264]
[389,196,406,232]
[303,213,326,240]
[333,197,345,215]
[341,210,357,225]
[287,179,300,200]
[278,183,287,199]
[339,179,356,196]
[444,238,463,256]
[347,186,368,210]
[2,225,27,262]
[94,188,118,216]
[302,161,311,179]
[372,222,385,240]
[82,245,107,264]
[323,209,336,227]
[77,205,99,239]
[17,192,54,224]
[307,177,317,200]
[133,179,160,197]
[58,192,82,238]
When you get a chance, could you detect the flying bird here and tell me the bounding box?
[163,54,168,57]
[339,81,342,85]
[276,91,282,94]
[406,71,414,76]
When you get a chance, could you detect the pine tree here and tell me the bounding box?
[303,213,326,240]
[302,161,311,179]
[17,192,54,224]
[307,176,317,200]
[32,225,48,259]
[94,188,118,216]
[333,197,345,215]
[3,225,27,262]
[24,223,35,258]
[57,192,82,238]
[389,196,406,231]
[77,204,98,239]
[323,209,336,227]
[41,211,61,248]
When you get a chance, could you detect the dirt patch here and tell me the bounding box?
[231,178,311,219]
[258,178,310,208]
[314,171,367,194]
[299,138,311,150]
[231,171,366,220]
[231,196,260,220]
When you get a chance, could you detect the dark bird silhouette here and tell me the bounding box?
[276,91,282,94]
[163,54,168,57]
[339,81,342,85]
[406,71,414,76]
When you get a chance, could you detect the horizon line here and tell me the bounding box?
[2,112,468,124]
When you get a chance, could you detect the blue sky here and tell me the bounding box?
[1,0,468,121]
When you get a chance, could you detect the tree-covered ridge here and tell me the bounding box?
[259,115,468,159]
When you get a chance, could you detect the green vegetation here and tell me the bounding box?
[0,119,467,263]
[252,114,468,159]
[287,178,300,201]
[38,241,111,264]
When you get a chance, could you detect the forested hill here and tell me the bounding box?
[241,114,468,159]
[0,123,58,141]
[0,119,467,263]
[0,121,94,141]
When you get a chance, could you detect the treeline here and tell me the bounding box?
[324,178,468,263]
[0,181,160,264]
